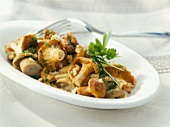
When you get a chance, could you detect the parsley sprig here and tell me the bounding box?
[87,32,117,61]
[87,32,121,87]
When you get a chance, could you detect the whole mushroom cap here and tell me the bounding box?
[38,40,65,71]
[88,78,106,98]
[77,78,106,98]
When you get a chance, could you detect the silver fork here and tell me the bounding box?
[35,18,170,38]
[34,18,170,73]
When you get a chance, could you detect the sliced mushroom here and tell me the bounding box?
[6,33,37,57]
[75,45,85,57]
[40,68,50,80]
[117,78,134,94]
[6,38,21,58]
[20,57,42,77]
[61,32,79,53]
[58,65,70,74]
[77,78,106,98]
[20,33,37,51]
[54,73,70,80]
[106,87,125,98]
[105,64,136,86]
[35,41,45,53]
[68,57,96,86]
[40,67,74,91]
[12,52,33,70]
[40,68,59,83]
[56,78,75,92]
[6,51,16,60]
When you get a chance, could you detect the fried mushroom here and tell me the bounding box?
[38,40,65,71]
[56,78,75,92]
[62,32,79,53]
[43,29,56,39]
[105,64,136,86]
[20,57,42,77]
[106,86,125,98]
[68,57,96,86]
[6,33,37,59]
[75,45,85,57]
[12,52,33,70]
[77,78,106,98]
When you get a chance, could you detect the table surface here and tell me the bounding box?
[0,0,170,127]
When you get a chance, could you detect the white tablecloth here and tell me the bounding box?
[0,0,170,127]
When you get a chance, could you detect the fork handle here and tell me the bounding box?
[109,32,170,38]
[95,28,170,38]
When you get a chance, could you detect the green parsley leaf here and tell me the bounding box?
[47,31,52,35]
[32,36,37,44]
[24,50,29,53]
[87,31,121,88]
[95,38,102,48]
[31,47,36,54]
[103,31,111,48]
[110,89,114,94]
[44,78,48,83]
[44,69,49,74]
[45,41,48,46]
[106,48,117,60]
[42,58,46,63]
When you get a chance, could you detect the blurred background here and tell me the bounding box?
[1,0,170,19]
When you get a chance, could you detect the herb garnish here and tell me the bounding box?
[42,58,46,63]
[31,36,38,48]
[32,36,37,44]
[31,46,36,54]
[45,41,48,46]
[87,31,121,87]
[24,50,29,53]
[44,69,49,74]
[87,32,117,60]
[44,78,48,83]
